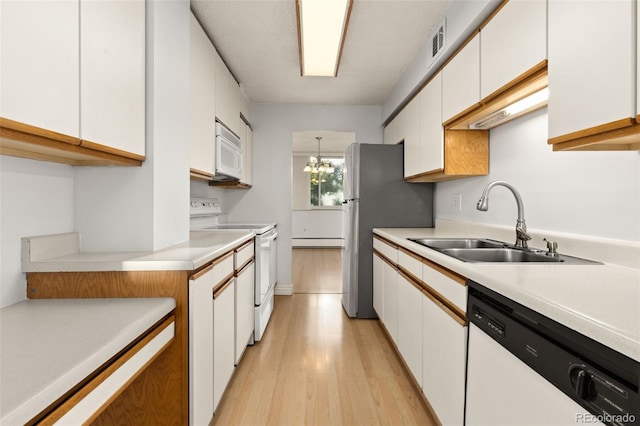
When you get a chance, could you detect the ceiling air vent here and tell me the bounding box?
[431,19,446,59]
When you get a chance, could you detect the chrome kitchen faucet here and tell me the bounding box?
[476,181,532,248]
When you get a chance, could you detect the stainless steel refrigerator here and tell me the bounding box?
[342,143,434,318]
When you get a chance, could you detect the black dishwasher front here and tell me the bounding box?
[467,281,639,426]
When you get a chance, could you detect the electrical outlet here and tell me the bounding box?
[453,193,462,211]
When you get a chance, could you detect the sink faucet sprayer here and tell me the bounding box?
[476,181,532,248]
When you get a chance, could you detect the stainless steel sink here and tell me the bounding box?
[409,238,506,250]
[408,238,600,265]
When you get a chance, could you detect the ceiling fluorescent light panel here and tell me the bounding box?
[297,0,352,77]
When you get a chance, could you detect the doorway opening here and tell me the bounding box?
[291,130,354,294]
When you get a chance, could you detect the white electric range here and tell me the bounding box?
[190,197,277,341]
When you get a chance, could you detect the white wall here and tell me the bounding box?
[292,210,342,239]
[435,108,640,242]
[225,104,382,294]
[74,0,191,251]
[0,156,74,307]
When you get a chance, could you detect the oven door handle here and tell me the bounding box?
[260,230,277,242]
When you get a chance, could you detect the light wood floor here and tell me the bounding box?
[213,294,436,426]
[292,248,342,294]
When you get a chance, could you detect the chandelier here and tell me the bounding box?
[303,137,335,177]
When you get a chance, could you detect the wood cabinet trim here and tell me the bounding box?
[236,258,254,276]
[209,180,252,189]
[192,251,234,278]
[421,286,467,327]
[36,315,176,425]
[235,239,254,253]
[80,139,145,162]
[213,275,234,299]
[423,258,467,286]
[398,268,424,293]
[373,234,398,249]
[404,168,445,182]
[1,118,143,166]
[373,249,397,270]
[548,118,640,151]
[190,169,214,181]
[189,263,214,281]
[398,246,424,263]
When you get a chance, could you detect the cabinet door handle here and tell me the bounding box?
[213,275,234,299]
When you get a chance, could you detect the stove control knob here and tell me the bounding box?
[569,365,596,401]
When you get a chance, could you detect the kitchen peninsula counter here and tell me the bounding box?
[374,221,640,363]
[22,230,254,272]
[0,297,176,425]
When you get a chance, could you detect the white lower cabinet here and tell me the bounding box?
[422,290,467,425]
[213,275,236,412]
[235,260,255,364]
[397,273,423,387]
[374,235,469,426]
[189,251,234,425]
[372,252,384,318]
[382,259,399,344]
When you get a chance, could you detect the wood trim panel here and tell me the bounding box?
[213,275,234,299]
[192,250,234,277]
[0,117,79,145]
[236,258,255,276]
[404,129,489,183]
[421,286,467,327]
[209,180,252,189]
[445,62,548,130]
[1,118,143,166]
[235,239,254,253]
[444,129,489,175]
[26,270,189,425]
[423,258,467,286]
[398,268,425,293]
[35,315,175,426]
[295,0,303,77]
[548,118,640,151]
[373,234,399,249]
[373,249,397,270]
[190,169,214,181]
[80,139,145,162]
[189,263,214,281]
[398,246,424,263]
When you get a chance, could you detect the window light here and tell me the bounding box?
[296,0,353,77]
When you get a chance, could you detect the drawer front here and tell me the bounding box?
[398,249,422,281]
[373,237,398,263]
[422,261,467,312]
[212,253,234,287]
[235,240,254,271]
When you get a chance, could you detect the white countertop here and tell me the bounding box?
[0,297,176,425]
[22,231,254,272]
[374,227,640,362]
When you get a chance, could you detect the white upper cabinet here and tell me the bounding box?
[442,33,480,123]
[190,13,216,177]
[1,0,79,137]
[215,53,232,131]
[80,0,145,157]
[228,79,243,137]
[418,73,443,175]
[637,2,639,122]
[402,95,421,177]
[480,0,547,99]
[242,125,253,186]
[548,0,635,140]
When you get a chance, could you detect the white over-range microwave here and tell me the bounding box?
[213,122,243,181]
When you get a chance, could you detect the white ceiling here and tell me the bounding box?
[190,0,452,106]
